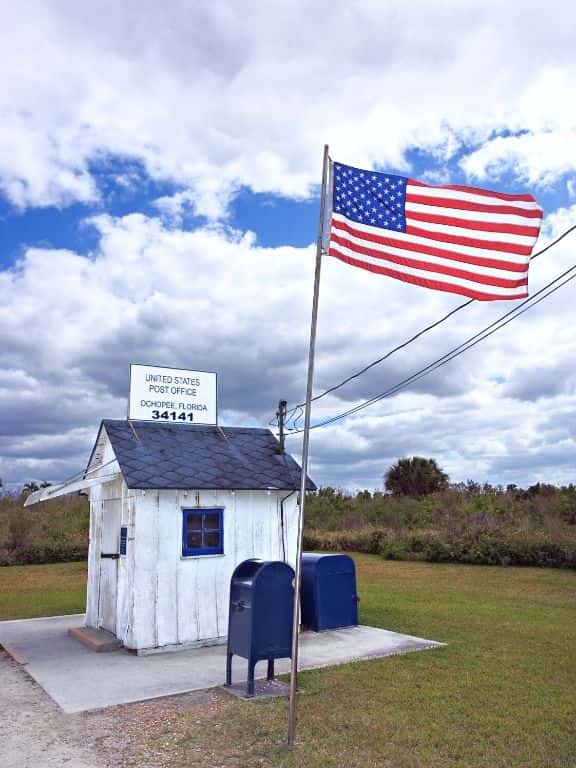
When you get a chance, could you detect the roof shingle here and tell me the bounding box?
[93,420,316,491]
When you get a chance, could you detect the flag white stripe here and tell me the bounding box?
[331,213,530,264]
[405,201,541,229]
[331,228,527,279]
[406,183,542,211]
[405,218,536,247]
[329,242,527,297]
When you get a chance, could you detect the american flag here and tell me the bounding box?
[328,161,543,301]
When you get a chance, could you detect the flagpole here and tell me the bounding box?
[287,143,330,749]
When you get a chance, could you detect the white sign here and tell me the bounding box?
[128,364,217,425]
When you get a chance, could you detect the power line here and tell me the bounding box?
[290,297,474,418]
[292,405,304,431]
[289,269,576,433]
[286,261,576,434]
[282,223,576,426]
[305,272,576,432]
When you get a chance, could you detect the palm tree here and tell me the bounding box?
[384,457,449,497]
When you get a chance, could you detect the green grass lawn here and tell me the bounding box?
[1,557,574,767]
[173,557,576,768]
[0,561,87,619]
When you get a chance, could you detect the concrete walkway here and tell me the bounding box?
[0,615,444,713]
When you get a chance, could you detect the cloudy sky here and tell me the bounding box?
[1,0,575,491]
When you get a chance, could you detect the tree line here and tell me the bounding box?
[1,457,574,568]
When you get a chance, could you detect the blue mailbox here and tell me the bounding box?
[226,559,294,697]
[300,553,359,631]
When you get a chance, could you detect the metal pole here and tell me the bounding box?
[287,143,330,749]
[277,399,288,454]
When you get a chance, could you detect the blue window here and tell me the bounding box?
[182,508,224,556]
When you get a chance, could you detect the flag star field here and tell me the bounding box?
[332,165,408,230]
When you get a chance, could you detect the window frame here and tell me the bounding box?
[181,507,224,557]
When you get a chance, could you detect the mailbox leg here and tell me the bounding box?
[267,658,275,681]
[247,659,256,697]
[226,651,233,687]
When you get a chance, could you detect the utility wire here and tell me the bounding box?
[286,261,576,434]
[289,270,575,433]
[282,223,576,427]
[289,298,474,418]
[305,272,576,431]
[292,405,304,431]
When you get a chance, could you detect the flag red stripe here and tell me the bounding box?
[329,249,528,301]
[405,193,543,219]
[408,179,537,203]
[330,234,529,288]
[331,218,528,272]
[406,209,540,237]
[405,224,532,255]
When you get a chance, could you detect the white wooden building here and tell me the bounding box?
[31,420,313,653]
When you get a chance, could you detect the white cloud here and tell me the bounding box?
[1,205,576,486]
[2,1,576,487]
[1,1,576,213]
[461,130,576,188]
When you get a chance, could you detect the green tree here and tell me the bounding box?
[384,456,449,498]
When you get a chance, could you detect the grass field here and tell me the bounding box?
[0,561,87,619]
[1,557,574,767]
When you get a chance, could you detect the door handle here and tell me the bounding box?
[101,553,120,559]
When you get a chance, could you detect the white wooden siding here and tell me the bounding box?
[130,488,298,651]
[115,486,136,647]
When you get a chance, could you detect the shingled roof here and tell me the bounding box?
[89,420,316,491]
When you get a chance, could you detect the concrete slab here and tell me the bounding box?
[223,679,290,700]
[0,615,444,714]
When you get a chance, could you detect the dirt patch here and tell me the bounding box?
[0,651,227,768]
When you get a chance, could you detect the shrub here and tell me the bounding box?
[0,493,89,567]
[559,485,576,525]
[303,526,576,571]
[379,538,410,561]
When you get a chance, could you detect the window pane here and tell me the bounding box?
[204,512,220,530]
[187,531,202,549]
[186,512,203,531]
[204,531,221,548]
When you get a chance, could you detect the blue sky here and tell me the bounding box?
[1,0,576,490]
[2,147,572,266]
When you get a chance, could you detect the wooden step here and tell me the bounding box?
[2,642,28,665]
[68,626,123,652]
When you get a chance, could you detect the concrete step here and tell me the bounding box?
[68,626,123,653]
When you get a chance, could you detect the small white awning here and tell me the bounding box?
[24,473,122,507]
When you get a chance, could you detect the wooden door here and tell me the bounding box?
[97,499,122,633]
